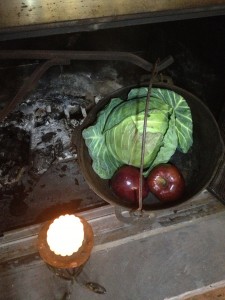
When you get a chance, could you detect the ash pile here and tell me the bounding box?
[0,64,123,187]
[0,64,126,231]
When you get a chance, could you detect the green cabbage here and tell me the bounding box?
[82,87,193,179]
[105,110,168,167]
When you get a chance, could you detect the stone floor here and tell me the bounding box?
[1,208,225,300]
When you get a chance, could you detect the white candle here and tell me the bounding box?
[47,214,84,256]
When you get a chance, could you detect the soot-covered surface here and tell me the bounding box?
[0,62,132,233]
[0,16,225,233]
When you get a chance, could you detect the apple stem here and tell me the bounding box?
[138,60,159,211]
[158,177,167,187]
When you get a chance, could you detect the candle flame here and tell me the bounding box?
[47,214,84,256]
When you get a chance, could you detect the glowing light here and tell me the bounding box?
[47,214,84,256]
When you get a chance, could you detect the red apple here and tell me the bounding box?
[147,163,185,202]
[110,165,149,203]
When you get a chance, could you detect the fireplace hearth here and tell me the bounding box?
[0,15,225,234]
[1,4,225,300]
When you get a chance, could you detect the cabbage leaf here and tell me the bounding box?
[151,88,193,153]
[82,98,123,179]
[143,112,178,176]
[103,96,171,133]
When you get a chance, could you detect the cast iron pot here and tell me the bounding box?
[76,83,224,211]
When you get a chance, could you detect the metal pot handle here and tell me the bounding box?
[114,206,155,224]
